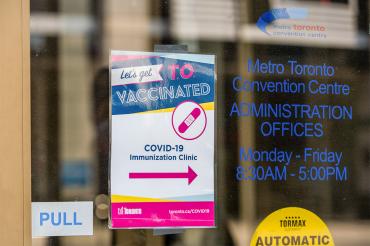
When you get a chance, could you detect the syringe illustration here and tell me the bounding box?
[178,107,201,133]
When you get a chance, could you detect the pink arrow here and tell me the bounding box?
[129,166,198,185]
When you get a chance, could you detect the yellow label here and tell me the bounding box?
[250,207,334,246]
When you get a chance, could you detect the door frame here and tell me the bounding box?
[0,0,31,245]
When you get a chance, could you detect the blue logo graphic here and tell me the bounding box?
[257,8,308,35]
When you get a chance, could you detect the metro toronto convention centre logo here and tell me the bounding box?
[257,8,327,38]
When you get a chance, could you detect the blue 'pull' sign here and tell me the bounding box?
[32,202,93,237]
[40,211,83,226]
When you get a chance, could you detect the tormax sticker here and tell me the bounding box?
[250,207,334,246]
[109,50,215,228]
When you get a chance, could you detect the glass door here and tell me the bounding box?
[29,0,370,245]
